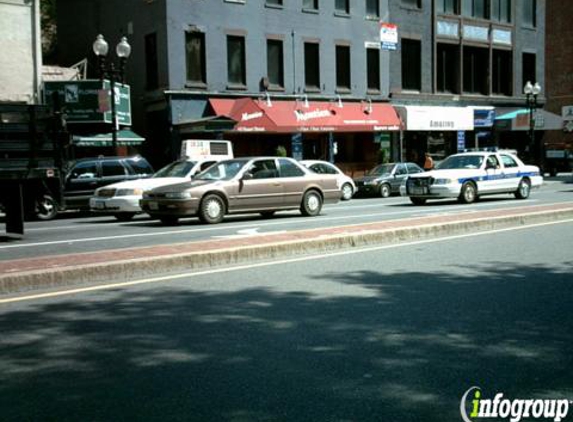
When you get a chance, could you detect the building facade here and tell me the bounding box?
[55,0,551,170]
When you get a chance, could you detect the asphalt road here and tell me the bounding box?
[0,220,572,421]
[1,178,572,261]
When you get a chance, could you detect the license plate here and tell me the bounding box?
[411,187,427,195]
[94,200,105,210]
[149,201,159,210]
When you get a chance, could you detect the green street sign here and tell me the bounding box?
[44,79,132,125]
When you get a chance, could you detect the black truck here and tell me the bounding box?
[0,103,67,235]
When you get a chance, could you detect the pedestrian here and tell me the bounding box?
[424,152,434,171]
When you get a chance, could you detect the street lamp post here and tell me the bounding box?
[523,80,541,164]
[92,34,131,153]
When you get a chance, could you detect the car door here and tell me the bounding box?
[234,159,283,211]
[499,154,521,191]
[391,164,408,192]
[64,160,101,208]
[278,158,309,207]
[481,154,505,193]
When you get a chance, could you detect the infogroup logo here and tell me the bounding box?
[460,387,571,422]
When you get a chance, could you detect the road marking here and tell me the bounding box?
[0,199,553,250]
[212,228,288,239]
[2,218,572,305]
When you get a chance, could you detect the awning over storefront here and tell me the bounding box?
[495,107,564,131]
[396,106,474,131]
[205,98,401,133]
[72,129,145,146]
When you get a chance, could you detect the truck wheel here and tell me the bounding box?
[35,195,58,220]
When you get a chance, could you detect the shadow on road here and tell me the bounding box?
[0,262,572,421]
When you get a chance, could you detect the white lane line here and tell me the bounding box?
[0,200,544,249]
[2,218,572,305]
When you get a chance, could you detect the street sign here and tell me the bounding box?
[562,105,573,121]
[44,79,132,125]
[380,23,398,51]
[457,131,466,152]
[291,133,303,160]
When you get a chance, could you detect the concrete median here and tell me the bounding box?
[1,203,573,295]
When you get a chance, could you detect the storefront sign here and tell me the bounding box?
[402,106,474,131]
[44,79,131,125]
[457,131,466,152]
[380,23,398,50]
[474,109,495,128]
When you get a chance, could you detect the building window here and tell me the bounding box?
[267,39,284,88]
[463,46,489,94]
[366,48,380,92]
[402,0,421,8]
[437,43,459,93]
[523,0,536,27]
[336,45,351,91]
[436,0,459,14]
[227,35,246,86]
[492,49,512,95]
[335,0,349,14]
[303,0,318,10]
[522,53,536,86]
[401,39,421,91]
[462,0,488,19]
[185,31,206,85]
[490,0,511,23]
[145,33,158,90]
[266,0,283,6]
[304,42,320,90]
[366,0,379,17]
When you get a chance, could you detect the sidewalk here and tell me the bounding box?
[1,202,573,295]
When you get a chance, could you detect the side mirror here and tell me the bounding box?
[242,172,253,181]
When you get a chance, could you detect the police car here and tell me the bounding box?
[400,151,543,205]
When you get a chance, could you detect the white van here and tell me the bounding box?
[89,140,234,221]
[180,139,234,161]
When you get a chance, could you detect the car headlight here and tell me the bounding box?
[433,178,453,185]
[115,188,144,196]
[165,191,192,199]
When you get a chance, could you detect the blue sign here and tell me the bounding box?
[291,133,303,160]
[457,131,466,152]
[474,109,496,128]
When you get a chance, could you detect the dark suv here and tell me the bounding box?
[34,156,154,220]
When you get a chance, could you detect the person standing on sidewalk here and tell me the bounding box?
[424,152,434,171]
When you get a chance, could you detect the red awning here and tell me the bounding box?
[208,98,401,133]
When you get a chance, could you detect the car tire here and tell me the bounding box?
[410,197,426,205]
[114,213,135,222]
[260,211,276,218]
[35,195,58,220]
[300,190,323,217]
[458,182,477,204]
[515,178,531,199]
[341,183,354,201]
[380,183,391,198]
[199,194,226,224]
[159,216,179,225]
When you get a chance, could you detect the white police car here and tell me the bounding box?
[401,151,543,205]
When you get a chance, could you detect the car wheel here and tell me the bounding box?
[300,190,323,217]
[114,213,135,222]
[260,211,276,218]
[159,216,179,225]
[35,195,58,220]
[341,183,353,200]
[199,194,226,224]
[380,183,391,198]
[458,182,477,204]
[410,197,426,205]
[515,178,531,199]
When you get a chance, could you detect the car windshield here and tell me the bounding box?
[195,159,249,181]
[437,155,484,169]
[367,164,394,176]
[153,161,197,178]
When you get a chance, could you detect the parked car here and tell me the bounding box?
[89,159,220,221]
[354,162,424,197]
[401,151,543,205]
[300,160,356,200]
[140,157,341,225]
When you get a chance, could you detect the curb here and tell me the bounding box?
[2,207,573,295]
